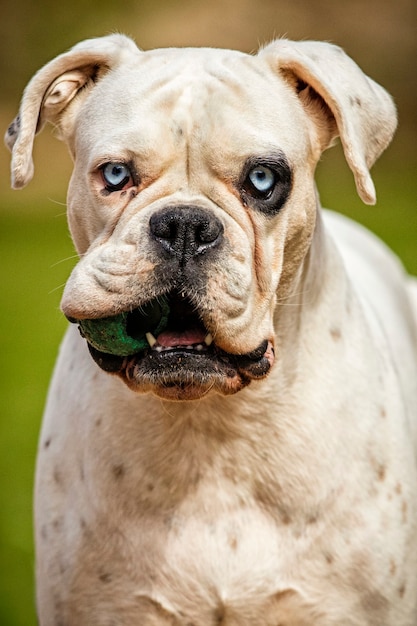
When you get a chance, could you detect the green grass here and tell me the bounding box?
[316,149,417,275]
[0,202,75,626]
[0,156,415,625]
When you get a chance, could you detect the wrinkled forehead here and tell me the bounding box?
[76,47,308,161]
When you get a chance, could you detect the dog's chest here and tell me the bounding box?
[61,477,383,626]
[70,502,320,625]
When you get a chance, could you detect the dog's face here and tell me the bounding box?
[5,36,396,400]
[62,48,318,400]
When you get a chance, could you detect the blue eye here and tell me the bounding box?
[240,155,292,216]
[247,166,276,196]
[101,162,131,190]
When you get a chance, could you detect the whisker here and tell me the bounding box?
[276,301,304,307]
[50,254,79,268]
[276,288,312,305]
[47,197,67,208]
[48,282,67,295]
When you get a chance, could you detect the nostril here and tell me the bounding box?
[196,218,223,246]
[149,214,177,241]
[149,212,180,256]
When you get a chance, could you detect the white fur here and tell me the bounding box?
[5,35,417,625]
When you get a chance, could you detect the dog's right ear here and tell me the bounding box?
[259,40,397,205]
[4,34,140,189]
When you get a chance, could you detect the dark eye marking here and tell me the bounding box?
[239,153,292,215]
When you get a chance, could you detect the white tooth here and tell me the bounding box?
[145,332,157,348]
[196,344,204,351]
[204,333,213,347]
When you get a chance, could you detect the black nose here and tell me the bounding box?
[149,206,224,263]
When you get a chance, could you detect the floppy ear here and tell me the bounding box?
[259,40,397,204]
[4,34,140,189]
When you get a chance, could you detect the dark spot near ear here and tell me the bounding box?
[398,583,406,598]
[307,514,318,524]
[112,463,126,479]
[350,96,362,107]
[44,438,52,449]
[147,482,154,492]
[95,418,102,427]
[7,114,20,136]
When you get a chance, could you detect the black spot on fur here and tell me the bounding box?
[7,114,20,136]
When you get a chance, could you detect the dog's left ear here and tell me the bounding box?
[259,40,397,204]
[5,34,140,189]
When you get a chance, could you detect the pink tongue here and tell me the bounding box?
[157,327,207,348]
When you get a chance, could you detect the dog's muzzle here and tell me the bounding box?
[68,206,275,400]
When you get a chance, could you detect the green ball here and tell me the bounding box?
[77,298,169,356]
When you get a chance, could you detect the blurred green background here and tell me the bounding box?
[0,0,416,624]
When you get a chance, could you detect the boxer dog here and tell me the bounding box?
[6,34,417,625]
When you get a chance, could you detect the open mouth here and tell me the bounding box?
[71,290,274,399]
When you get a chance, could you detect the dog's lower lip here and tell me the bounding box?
[87,337,275,397]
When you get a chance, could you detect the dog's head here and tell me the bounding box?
[6,35,396,400]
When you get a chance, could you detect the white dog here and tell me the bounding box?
[6,35,417,625]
